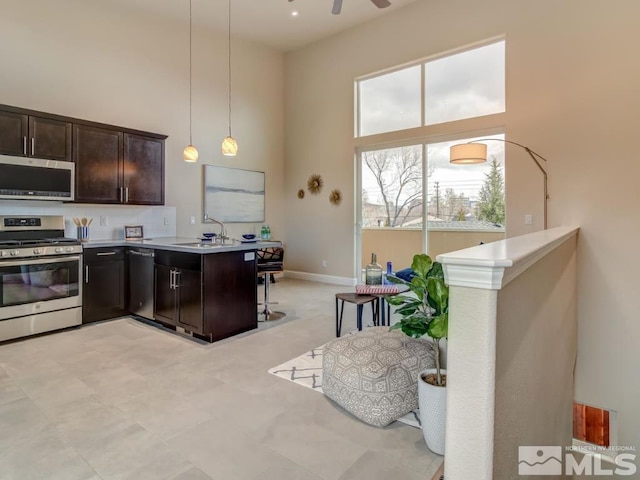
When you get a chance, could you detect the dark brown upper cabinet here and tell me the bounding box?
[74,127,165,205]
[0,108,71,161]
[1,103,166,205]
[74,124,123,203]
[123,133,164,205]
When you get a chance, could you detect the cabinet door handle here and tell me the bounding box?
[85,265,89,284]
[30,137,35,156]
[22,136,27,155]
[125,187,129,203]
[174,270,182,288]
[96,251,117,256]
[119,187,123,203]
[169,270,175,289]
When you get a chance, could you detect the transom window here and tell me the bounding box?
[356,40,505,137]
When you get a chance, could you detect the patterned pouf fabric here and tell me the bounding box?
[322,326,435,427]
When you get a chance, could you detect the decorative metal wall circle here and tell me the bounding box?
[307,174,324,194]
[329,189,342,206]
[297,189,305,199]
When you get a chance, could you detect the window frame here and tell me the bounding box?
[354,36,506,277]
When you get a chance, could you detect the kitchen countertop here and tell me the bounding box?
[81,237,281,254]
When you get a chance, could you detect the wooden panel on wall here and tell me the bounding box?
[573,402,610,447]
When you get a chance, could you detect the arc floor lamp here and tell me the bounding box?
[449,139,549,229]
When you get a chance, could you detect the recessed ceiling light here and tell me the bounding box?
[291,10,299,16]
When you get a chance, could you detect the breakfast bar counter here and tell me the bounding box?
[81,238,282,343]
[82,237,281,253]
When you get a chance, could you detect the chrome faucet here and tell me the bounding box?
[203,214,229,243]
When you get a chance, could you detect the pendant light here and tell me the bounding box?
[221,0,238,156]
[183,0,198,162]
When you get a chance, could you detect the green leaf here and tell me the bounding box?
[386,295,408,306]
[409,276,426,301]
[400,321,429,338]
[395,302,421,316]
[386,275,408,286]
[429,262,445,280]
[427,313,448,339]
[389,323,403,332]
[411,254,433,278]
[427,277,449,315]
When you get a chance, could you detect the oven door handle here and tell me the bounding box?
[0,255,82,268]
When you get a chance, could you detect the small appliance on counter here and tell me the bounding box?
[0,215,82,342]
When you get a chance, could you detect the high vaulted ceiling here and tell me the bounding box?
[108,0,419,51]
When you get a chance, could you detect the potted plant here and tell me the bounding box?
[387,253,448,455]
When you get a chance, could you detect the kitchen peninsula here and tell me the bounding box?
[83,238,281,343]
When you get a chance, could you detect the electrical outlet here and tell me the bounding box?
[99,216,108,226]
[190,216,196,225]
[322,259,328,268]
[525,214,533,225]
[163,216,169,226]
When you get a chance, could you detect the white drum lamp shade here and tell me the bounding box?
[450,143,487,164]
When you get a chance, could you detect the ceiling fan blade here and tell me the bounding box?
[332,0,343,15]
[371,0,391,8]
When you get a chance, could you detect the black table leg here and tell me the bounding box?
[357,304,363,331]
[336,298,343,337]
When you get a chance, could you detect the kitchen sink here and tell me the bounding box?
[175,242,225,248]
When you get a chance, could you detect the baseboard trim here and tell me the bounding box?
[284,270,357,286]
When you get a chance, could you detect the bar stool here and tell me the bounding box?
[258,247,285,321]
[335,293,377,337]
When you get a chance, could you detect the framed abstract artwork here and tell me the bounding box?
[203,165,265,223]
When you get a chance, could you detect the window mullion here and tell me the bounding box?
[421,62,426,127]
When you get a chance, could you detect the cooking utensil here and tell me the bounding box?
[81,217,87,226]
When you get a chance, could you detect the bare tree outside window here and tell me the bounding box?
[363,146,430,227]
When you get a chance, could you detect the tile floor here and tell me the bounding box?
[0,278,442,480]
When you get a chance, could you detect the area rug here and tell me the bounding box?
[268,344,422,428]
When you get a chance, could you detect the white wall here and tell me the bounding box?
[285,0,640,466]
[0,0,284,241]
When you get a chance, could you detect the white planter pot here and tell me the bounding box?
[418,368,447,455]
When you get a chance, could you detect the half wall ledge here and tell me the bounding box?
[436,226,580,480]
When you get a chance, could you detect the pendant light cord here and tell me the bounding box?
[228,0,232,137]
[189,0,193,145]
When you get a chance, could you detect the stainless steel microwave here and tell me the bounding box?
[0,156,74,201]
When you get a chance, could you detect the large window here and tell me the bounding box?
[356,40,506,271]
[356,40,505,137]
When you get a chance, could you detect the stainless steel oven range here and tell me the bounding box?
[0,215,82,342]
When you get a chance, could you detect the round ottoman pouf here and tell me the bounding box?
[322,326,435,427]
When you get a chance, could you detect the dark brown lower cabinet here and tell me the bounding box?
[83,248,127,323]
[83,247,257,342]
[154,249,257,342]
[202,250,257,342]
[154,251,203,333]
